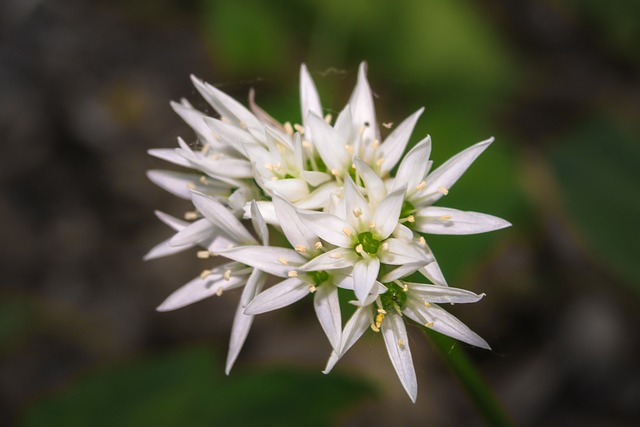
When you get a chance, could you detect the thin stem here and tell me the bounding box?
[421,327,514,427]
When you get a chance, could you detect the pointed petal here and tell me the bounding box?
[353,257,380,304]
[170,100,218,146]
[420,138,493,205]
[220,246,307,277]
[250,201,269,246]
[379,262,426,283]
[298,211,355,247]
[264,178,309,203]
[147,170,200,200]
[379,238,432,266]
[404,301,490,349]
[245,201,278,226]
[415,206,511,235]
[354,157,387,207]
[155,211,188,231]
[392,135,432,192]
[300,170,332,187]
[349,62,379,142]
[344,175,372,227]
[300,64,323,138]
[373,186,406,239]
[148,148,192,168]
[244,278,308,315]
[169,218,214,247]
[203,116,258,156]
[225,269,267,374]
[191,192,256,244]
[305,112,350,172]
[407,283,485,304]
[273,194,317,252]
[314,285,342,349]
[299,248,358,271]
[379,108,424,174]
[294,182,340,210]
[144,239,192,260]
[323,306,373,373]
[381,314,417,402]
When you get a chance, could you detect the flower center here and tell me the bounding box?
[308,270,329,285]
[356,232,381,255]
[380,283,408,311]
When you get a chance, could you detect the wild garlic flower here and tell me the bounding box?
[146,62,510,401]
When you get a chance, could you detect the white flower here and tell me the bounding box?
[324,281,488,402]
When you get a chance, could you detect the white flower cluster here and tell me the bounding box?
[146,63,510,402]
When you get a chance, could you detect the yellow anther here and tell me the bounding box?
[371,139,380,150]
[382,122,393,129]
[377,308,387,314]
[288,270,298,278]
[370,324,380,332]
[199,269,211,279]
[216,287,224,296]
[294,245,307,253]
[220,116,232,124]
[415,181,426,191]
[424,302,431,308]
[324,114,332,124]
[344,144,354,154]
[425,321,435,328]
[309,285,317,293]
[223,269,232,281]
[276,143,286,153]
[210,153,220,160]
[314,241,324,250]
[402,284,408,292]
[184,211,198,220]
[329,252,343,259]
[406,215,415,223]
[355,244,364,254]
[264,163,274,171]
[418,236,426,246]
[353,207,363,218]
[397,338,405,348]
[284,122,294,135]
[199,176,208,185]
[302,140,313,149]
[438,186,449,195]
[331,168,341,177]
[277,257,289,265]
[368,221,376,229]
[375,157,385,167]
[375,312,385,329]
[238,121,247,129]
[197,250,211,259]
[187,183,196,190]
[343,227,353,237]
[201,145,210,155]
[293,123,305,134]
[439,215,452,221]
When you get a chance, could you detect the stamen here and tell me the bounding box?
[375,312,385,330]
[355,244,364,254]
[438,186,449,195]
[377,308,387,314]
[223,269,232,281]
[424,302,431,308]
[199,269,211,279]
[284,122,294,135]
[199,175,208,185]
[425,321,435,328]
[370,324,380,332]
[201,145,210,155]
[274,162,282,171]
[264,163,274,171]
[216,287,224,296]
[415,181,426,191]
[288,270,298,278]
[343,227,353,237]
[187,183,196,190]
[324,114,332,124]
[210,153,220,160]
[406,215,415,223]
[439,215,452,221]
[293,123,305,134]
[277,257,289,265]
[397,338,405,348]
[294,245,307,253]
[197,250,211,259]
[418,236,426,246]
[381,242,389,251]
[353,207,363,218]
[302,140,313,149]
[314,241,324,250]
[329,252,343,259]
[371,139,380,150]
[375,157,385,167]
[308,285,317,293]
[331,168,341,177]
[368,221,376,230]
[344,144,354,154]
[184,211,198,220]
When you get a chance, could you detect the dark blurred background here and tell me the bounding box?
[2,0,639,426]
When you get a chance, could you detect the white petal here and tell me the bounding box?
[379,262,426,283]
[379,108,424,174]
[220,246,307,277]
[155,211,188,231]
[148,148,192,168]
[191,192,256,244]
[156,270,246,312]
[299,248,358,271]
[419,260,448,287]
[420,138,493,205]
[392,135,432,192]
[204,116,258,156]
[298,211,355,248]
[273,194,317,253]
[353,157,387,207]
[225,269,266,374]
[264,178,309,203]
[314,285,342,349]
[404,301,490,349]
[344,176,372,227]
[373,186,406,239]
[300,170,332,187]
[348,62,379,142]
[169,218,214,247]
[353,257,380,304]
[415,206,511,235]
[305,112,350,172]
[143,239,192,261]
[294,182,340,210]
[191,75,261,131]
[378,238,431,266]
[245,201,278,226]
[300,64,323,139]
[381,314,417,403]
[170,101,218,146]
[406,283,485,304]
[250,201,269,246]
[323,306,373,373]
[244,278,308,315]
[147,170,200,200]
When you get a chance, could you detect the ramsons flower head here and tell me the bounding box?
[146,62,510,401]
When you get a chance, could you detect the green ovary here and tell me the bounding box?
[380,282,408,311]
[356,231,381,255]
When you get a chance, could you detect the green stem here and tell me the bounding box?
[421,327,514,427]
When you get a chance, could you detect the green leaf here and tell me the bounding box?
[24,347,375,427]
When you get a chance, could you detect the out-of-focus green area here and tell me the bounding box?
[2,0,639,426]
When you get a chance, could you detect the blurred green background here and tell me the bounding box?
[1,0,639,425]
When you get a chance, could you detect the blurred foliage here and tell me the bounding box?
[551,117,640,289]
[24,346,375,427]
